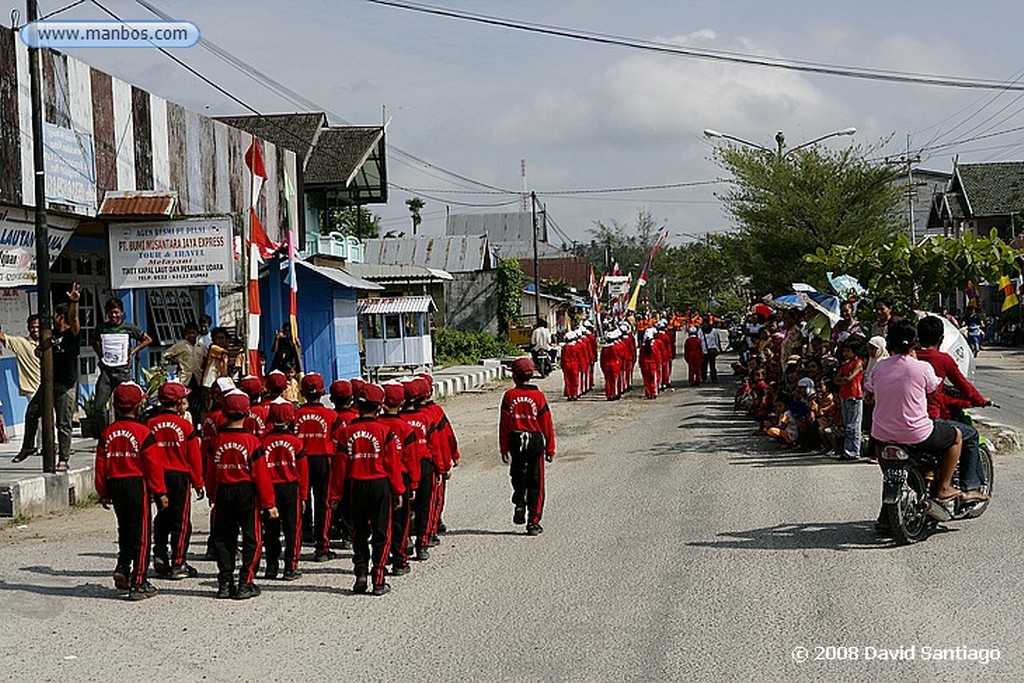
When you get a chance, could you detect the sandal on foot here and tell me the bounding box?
[11,451,33,464]
[960,489,989,503]
[55,461,69,473]
[931,490,961,504]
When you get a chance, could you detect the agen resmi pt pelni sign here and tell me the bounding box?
[108,217,233,289]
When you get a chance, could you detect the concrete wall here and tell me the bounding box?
[444,271,499,334]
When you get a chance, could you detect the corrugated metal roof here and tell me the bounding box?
[446,212,546,243]
[357,296,437,314]
[296,260,383,291]
[361,235,495,273]
[98,191,178,217]
[343,262,453,283]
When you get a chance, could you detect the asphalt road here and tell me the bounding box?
[1,366,1021,682]
[972,347,1024,432]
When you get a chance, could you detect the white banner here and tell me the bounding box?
[0,205,77,287]
[109,217,234,289]
[605,275,631,297]
[0,289,37,336]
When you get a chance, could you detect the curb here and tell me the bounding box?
[0,464,95,519]
[972,415,1023,455]
[432,361,511,399]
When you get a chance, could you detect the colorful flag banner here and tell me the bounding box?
[999,275,1019,312]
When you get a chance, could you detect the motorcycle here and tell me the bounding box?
[879,410,995,545]
[531,346,556,378]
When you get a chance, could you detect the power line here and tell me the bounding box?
[367,0,1024,92]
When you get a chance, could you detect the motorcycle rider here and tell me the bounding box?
[864,320,963,504]
[914,316,990,502]
[530,318,553,377]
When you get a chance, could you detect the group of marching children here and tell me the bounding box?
[598,321,637,400]
[636,318,678,399]
[94,369,458,601]
[560,320,598,401]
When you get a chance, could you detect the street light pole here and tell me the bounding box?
[705,127,856,159]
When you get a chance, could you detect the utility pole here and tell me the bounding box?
[27,0,56,473]
[886,135,921,243]
[530,191,540,322]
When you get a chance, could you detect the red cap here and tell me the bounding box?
[268,400,296,426]
[113,382,147,411]
[157,380,190,405]
[358,383,386,406]
[265,370,288,393]
[221,391,251,419]
[300,373,325,396]
[511,357,535,377]
[330,379,353,400]
[351,378,366,394]
[402,379,418,402]
[383,382,405,408]
[239,375,264,399]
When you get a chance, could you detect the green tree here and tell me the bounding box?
[653,232,746,313]
[574,209,660,274]
[496,258,523,333]
[806,229,1023,313]
[406,196,425,235]
[327,206,381,239]
[713,141,904,295]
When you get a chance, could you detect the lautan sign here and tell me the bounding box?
[109,217,233,289]
[0,205,77,287]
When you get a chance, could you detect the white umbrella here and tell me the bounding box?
[928,313,975,380]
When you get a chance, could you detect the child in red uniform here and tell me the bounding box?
[419,373,459,539]
[330,384,404,596]
[95,382,167,600]
[499,358,556,535]
[639,329,660,399]
[240,375,269,438]
[401,379,436,561]
[148,380,203,580]
[683,327,704,387]
[207,391,278,599]
[260,400,308,581]
[295,373,343,561]
[379,382,420,575]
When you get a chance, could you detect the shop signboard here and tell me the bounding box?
[0,205,77,287]
[108,217,234,289]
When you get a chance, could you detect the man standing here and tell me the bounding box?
[499,358,556,536]
[1,314,41,461]
[92,298,152,430]
[163,321,206,424]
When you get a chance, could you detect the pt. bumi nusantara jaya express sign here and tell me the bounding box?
[108,217,233,289]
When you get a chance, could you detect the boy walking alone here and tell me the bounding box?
[499,358,556,536]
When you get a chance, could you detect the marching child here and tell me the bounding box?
[499,358,556,536]
[378,382,420,576]
[207,391,278,599]
[295,373,342,562]
[260,400,307,581]
[95,382,167,600]
[330,384,404,596]
[148,380,203,580]
[401,379,436,562]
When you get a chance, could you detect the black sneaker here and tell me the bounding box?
[264,562,280,581]
[112,565,129,590]
[216,583,234,600]
[233,583,261,600]
[11,449,36,464]
[127,584,150,601]
[513,506,526,525]
[352,575,369,594]
[181,563,199,578]
[437,521,448,534]
[371,583,391,596]
[168,564,190,581]
[281,569,302,581]
[391,564,411,577]
[152,555,171,578]
[140,580,158,597]
[428,534,440,547]
[313,551,335,563]
[414,547,430,562]
[526,523,543,536]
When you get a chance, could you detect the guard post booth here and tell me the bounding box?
[358,296,435,380]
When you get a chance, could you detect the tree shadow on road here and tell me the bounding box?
[687,520,897,552]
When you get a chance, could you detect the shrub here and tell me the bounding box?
[433,327,520,367]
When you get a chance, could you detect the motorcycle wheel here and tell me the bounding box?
[964,442,994,519]
[886,467,933,545]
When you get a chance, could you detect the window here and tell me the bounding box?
[147,289,202,345]
[384,314,401,340]
[365,314,382,340]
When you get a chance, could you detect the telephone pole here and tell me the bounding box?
[531,192,540,321]
[886,134,921,243]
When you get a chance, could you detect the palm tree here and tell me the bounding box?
[406,197,425,235]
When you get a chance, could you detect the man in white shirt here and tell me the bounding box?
[0,314,41,460]
[697,321,722,383]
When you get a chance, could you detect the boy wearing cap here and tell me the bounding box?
[402,379,440,560]
[418,374,459,539]
[207,391,278,599]
[500,358,556,536]
[260,400,308,581]
[326,379,358,549]
[264,370,290,405]
[378,382,419,575]
[240,375,269,438]
[148,381,204,580]
[200,377,233,559]
[95,382,167,600]
[330,384,404,595]
[295,373,343,561]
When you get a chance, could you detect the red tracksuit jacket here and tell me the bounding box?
[147,411,204,488]
[95,419,165,498]
[245,403,271,439]
[201,408,227,462]
[401,407,444,472]
[379,413,421,486]
[329,417,404,501]
[206,427,275,510]
[423,401,459,470]
[499,385,556,459]
[295,404,342,457]
[260,430,309,499]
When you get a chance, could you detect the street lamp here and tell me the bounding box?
[704,126,856,157]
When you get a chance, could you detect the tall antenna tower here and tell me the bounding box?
[520,159,529,213]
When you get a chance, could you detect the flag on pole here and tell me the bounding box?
[244,136,268,377]
[999,275,1019,312]
[626,229,667,310]
[245,138,267,208]
[283,168,300,359]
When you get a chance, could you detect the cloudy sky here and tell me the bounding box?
[46,0,1024,246]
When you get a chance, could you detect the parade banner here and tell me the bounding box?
[605,275,631,298]
[108,217,233,289]
[0,205,77,287]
